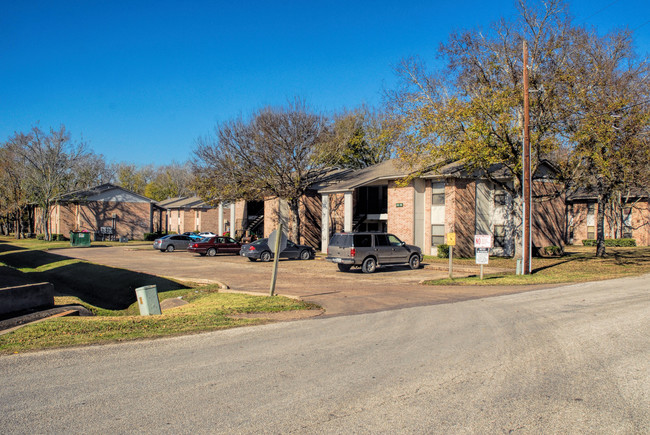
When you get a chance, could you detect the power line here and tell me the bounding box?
[581,0,624,23]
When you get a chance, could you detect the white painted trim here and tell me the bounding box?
[344,192,353,232]
[321,194,330,253]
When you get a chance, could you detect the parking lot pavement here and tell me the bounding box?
[59,246,544,316]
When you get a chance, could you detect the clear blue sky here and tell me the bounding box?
[2,0,648,166]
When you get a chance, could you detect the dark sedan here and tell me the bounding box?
[239,238,315,262]
[188,236,242,256]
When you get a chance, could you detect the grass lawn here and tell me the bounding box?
[422,246,650,285]
[0,237,318,354]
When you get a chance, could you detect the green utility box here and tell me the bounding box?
[135,285,162,316]
[69,231,91,247]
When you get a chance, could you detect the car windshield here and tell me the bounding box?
[251,239,267,246]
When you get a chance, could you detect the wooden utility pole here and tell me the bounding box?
[522,41,532,275]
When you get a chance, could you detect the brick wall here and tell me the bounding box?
[569,199,650,246]
[447,179,476,257]
[532,181,566,248]
[387,180,415,244]
[300,192,321,248]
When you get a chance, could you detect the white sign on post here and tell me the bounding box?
[475,248,490,265]
[474,234,493,249]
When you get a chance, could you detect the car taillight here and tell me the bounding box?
[249,246,256,251]
[350,248,356,257]
[192,243,198,248]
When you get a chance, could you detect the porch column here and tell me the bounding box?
[344,192,353,232]
[321,193,330,253]
[218,202,224,235]
[229,203,236,235]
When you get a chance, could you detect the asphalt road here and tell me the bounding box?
[56,246,535,316]
[1,275,648,433]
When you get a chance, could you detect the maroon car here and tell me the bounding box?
[187,236,242,256]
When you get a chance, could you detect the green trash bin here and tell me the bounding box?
[70,231,91,247]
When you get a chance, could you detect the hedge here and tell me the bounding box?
[582,238,636,247]
[436,244,450,258]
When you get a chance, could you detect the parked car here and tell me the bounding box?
[182,232,204,241]
[153,234,194,252]
[326,232,422,273]
[239,238,315,262]
[188,236,242,256]
[198,231,216,237]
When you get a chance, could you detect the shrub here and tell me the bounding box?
[582,238,636,247]
[437,244,450,258]
[144,232,164,241]
[50,234,67,241]
[36,234,45,240]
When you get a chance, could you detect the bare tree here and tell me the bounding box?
[193,99,331,242]
[6,125,88,240]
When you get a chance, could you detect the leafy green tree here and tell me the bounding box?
[320,107,394,169]
[561,27,650,256]
[144,162,194,201]
[385,0,570,257]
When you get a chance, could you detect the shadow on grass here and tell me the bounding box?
[0,242,27,254]
[2,249,189,310]
[1,250,72,269]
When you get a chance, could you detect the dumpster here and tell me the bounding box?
[70,231,91,247]
[135,285,162,315]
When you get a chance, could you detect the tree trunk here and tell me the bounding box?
[596,194,607,257]
[288,198,301,244]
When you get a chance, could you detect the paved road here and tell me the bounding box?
[2,275,648,433]
[57,246,537,316]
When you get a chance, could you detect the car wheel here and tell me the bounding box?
[299,250,311,260]
[337,264,352,272]
[409,254,421,270]
[207,248,216,257]
[361,257,376,273]
[247,257,257,262]
[260,251,272,262]
[166,245,175,253]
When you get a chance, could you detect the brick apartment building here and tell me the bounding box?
[34,184,159,240]
[566,189,650,246]
[318,159,566,257]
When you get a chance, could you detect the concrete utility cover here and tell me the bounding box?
[267,230,287,253]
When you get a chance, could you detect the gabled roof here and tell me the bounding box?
[318,159,561,194]
[57,183,155,203]
[158,196,208,209]
[317,160,411,194]
[567,186,649,201]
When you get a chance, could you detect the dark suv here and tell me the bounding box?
[326,232,422,273]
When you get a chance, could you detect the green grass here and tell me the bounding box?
[0,287,316,354]
[0,237,319,354]
[423,246,650,286]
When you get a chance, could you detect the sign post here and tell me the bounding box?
[268,224,286,296]
[474,235,493,280]
[446,233,456,279]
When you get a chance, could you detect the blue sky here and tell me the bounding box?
[2,0,649,166]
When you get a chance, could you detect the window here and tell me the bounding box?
[387,234,403,247]
[494,225,506,248]
[353,234,373,248]
[431,182,445,205]
[623,207,633,238]
[431,224,445,246]
[374,234,390,246]
[587,226,595,240]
